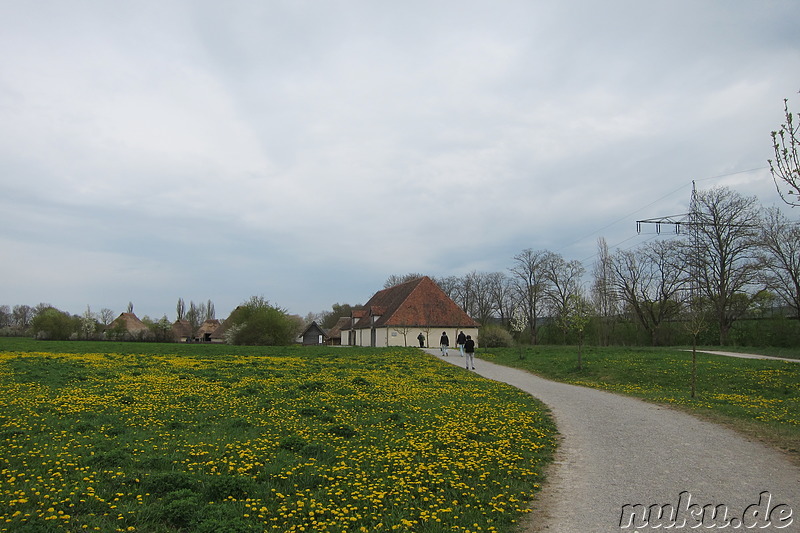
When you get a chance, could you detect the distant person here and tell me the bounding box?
[440,331,450,357]
[456,330,467,357]
[417,332,425,348]
[464,335,476,370]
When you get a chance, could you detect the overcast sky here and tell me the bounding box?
[2,0,799,321]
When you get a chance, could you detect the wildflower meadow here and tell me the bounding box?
[0,339,556,532]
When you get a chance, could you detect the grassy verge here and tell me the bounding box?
[479,345,800,462]
[0,338,556,533]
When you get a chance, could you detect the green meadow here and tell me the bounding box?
[482,345,800,460]
[0,339,556,533]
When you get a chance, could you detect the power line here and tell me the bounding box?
[570,166,769,268]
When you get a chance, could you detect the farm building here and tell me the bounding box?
[171,319,191,341]
[197,319,221,342]
[171,318,222,342]
[299,321,328,345]
[107,312,149,338]
[341,276,479,347]
[325,317,351,346]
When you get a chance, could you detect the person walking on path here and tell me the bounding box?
[440,332,450,356]
[463,335,475,370]
[417,333,425,348]
[456,330,467,357]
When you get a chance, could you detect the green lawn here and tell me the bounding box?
[0,338,556,533]
[480,345,800,460]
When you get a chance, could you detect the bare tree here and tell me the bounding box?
[433,275,461,301]
[509,249,552,344]
[592,237,619,345]
[543,253,586,343]
[126,301,134,314]
[691,186,761,345]
[487,272,515,327]
[0,305,10,328]
[176,298,186,321]
[205,299,215,321]
[757,206,800,318]
[99,308,115,326]
[384,273,424,288]
[464,271,494,324]
[769,96,800,207]
[12,305,33,330]
[185,301,202,342]
[451,273,474,315]
[610,240,686,346]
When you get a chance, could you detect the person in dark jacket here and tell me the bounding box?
[456,330,467,357]
[417,332,425,348]
[440,332,449,356]
[464,335,476,370]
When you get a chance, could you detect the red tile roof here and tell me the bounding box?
[353,276,479,329]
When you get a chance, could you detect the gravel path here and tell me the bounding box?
[428,350,800,532]
[689,349,800,364]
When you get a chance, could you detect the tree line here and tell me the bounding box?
[369,185,800,348]
[0,297,303,345]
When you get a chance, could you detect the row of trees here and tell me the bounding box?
[1,297,304,346]
[379,186,800,348]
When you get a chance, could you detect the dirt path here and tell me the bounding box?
[427,350,800,532]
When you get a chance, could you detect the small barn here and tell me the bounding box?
[299,321,328,345]
[197,319,222,342]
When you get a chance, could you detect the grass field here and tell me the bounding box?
[481,345,800,460]
[0,338,556,533]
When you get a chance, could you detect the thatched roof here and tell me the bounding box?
[108,312,149,333]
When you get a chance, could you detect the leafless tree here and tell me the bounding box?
[0,305,11,328]
[769,97,800,207]
[690,186,761,344]
[463,271,494,324]
[509,249,553,344]
[592,237,620,345]
[12,305,33,329]
[99,308,115,326]
[757,206,800,318]
[610,239,686,345]
[433,275,461,301]
[384,273,424,288]
[176,298,186,321]
[185,301,202,341]
[487,272,515,327]
[543,253,586,342]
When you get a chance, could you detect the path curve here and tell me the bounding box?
[426,349,800,532]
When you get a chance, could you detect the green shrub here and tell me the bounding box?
[225,296,299,346]
[31,307,78,340]
[478,325,515,348]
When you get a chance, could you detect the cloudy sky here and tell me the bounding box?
[1,0,798,321]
